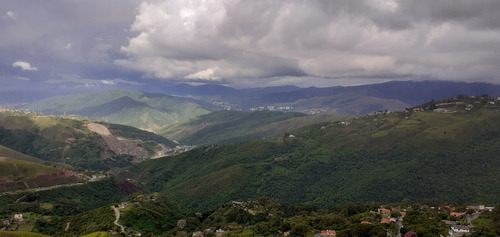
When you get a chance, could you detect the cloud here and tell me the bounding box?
[185,68,220,81]
[15,76,31,81]
[115,0,500,86]
[5,11,18,20]
[116,0,304,81]
[12,61,38,71]
[2,0,500,90]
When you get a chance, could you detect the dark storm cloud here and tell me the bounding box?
[1,0,500,90]
[0,0,138,90]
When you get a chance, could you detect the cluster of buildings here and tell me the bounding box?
[249,105,294,112]
[1,213,26,230]
[312,204,495,237]
[439,204,494,236]
[191,228,226,237]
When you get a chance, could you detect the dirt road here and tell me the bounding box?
[112,205,125,233]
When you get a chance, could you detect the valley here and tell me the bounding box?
[1,84,500,236]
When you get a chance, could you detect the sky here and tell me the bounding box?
[1,0,500,97]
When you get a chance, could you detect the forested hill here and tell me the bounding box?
[124,96,500,209]
[0,110,177,171]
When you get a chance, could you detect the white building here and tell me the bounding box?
[449,225,470,236]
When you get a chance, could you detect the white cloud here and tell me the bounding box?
[5,11,18,20]
[100,80,116,85]
[15,76,30,81]
[185,68,220,81]
[12,61,38,71]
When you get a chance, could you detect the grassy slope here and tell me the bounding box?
[0,231,50,237]
[0,146,42,163]
[127,97,500,209]
[160,111,350,146]
[0,158,60,182]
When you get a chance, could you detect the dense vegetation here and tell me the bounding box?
[124,96,500,210]
[119,193,183,235]
[0,179,137,216]
[0,178,140,235]
[7,193,500,236]
[160,111,349,146]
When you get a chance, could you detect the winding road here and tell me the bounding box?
[112,205,125,233]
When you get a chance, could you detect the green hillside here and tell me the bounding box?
[21,90,211,132]
[125,96,500,209]
[286,93,410,115]
[0,158,60,182]
[118,193,183,235]
[0,145,43,163]
[0,231,50,237]
[0,110,177,172]
[160,111,349,146]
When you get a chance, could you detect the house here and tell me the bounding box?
[380,218,391,224]
[449,225,470,235]
[192,231,204,237]
[485,207,495,212]
[401,211,407,217]
[321,230,336,236]
[450,212,464,217]
[314,230,336,237]
[378,208,391,216]
[361,221,372,225]
[13,214,22,220]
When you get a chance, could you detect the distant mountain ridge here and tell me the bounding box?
[15,81,500,137]
[150,80,500,115]
[20,90,212,132]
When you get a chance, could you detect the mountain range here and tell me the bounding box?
[11,81,500,138]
